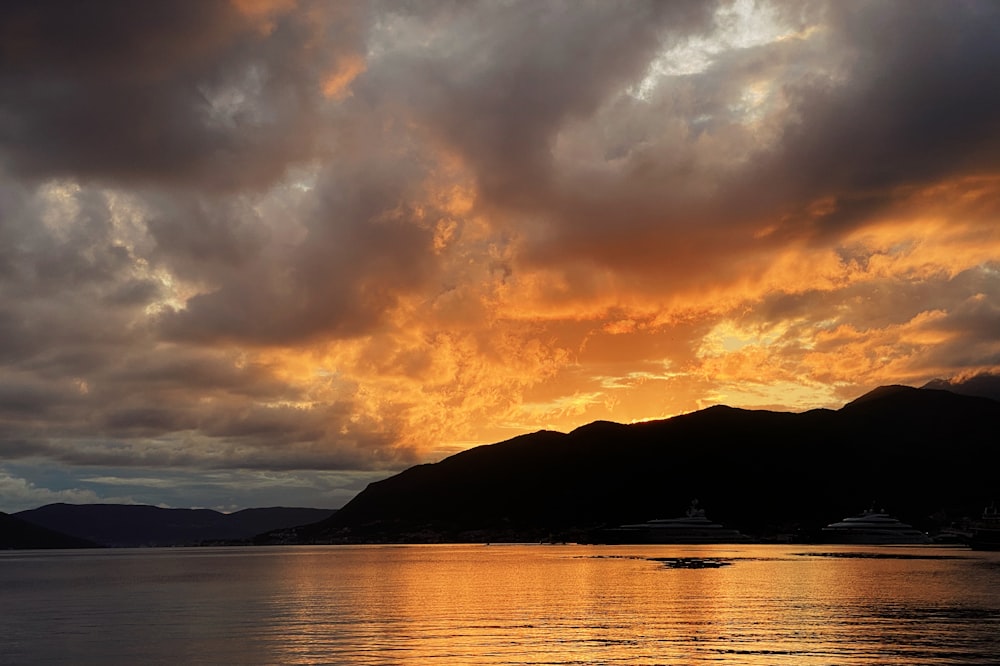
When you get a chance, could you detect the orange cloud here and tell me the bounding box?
[230,0,297,35]
[322,54,366,100]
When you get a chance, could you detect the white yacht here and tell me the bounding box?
[598,500,749,544]
[821,507,931,544]
[970,503,1000,551]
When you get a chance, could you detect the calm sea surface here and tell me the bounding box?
[1,543,998,665]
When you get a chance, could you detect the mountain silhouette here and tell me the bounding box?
[271,385,999,543]
[14,504,334,547]
[1,511,100,549]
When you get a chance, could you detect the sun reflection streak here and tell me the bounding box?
[205,544,1000,665]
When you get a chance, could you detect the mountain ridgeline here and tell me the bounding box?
[281,386,1000,543]
[13,505,335,548]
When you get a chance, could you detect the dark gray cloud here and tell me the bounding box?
[0,0,363,190]
[145,197,267,278]
[0,170,422,477]
[761,1,1000,236]
[451,0,1000,278]
[157,151,442,344]
[385,0,718,206]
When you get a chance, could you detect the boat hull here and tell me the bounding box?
[969,528,1000,551]
[588,527,750,545]
[819,510,932,545]
[818,529,932,545]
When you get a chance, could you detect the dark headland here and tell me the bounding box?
[260,385,1000,545]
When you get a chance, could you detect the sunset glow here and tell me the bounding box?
[1,0,999,510]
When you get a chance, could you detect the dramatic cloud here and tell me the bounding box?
[1,0,999,510]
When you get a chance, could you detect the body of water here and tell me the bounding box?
[1,543,998,664]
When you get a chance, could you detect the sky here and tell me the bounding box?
[2,0,1000,513]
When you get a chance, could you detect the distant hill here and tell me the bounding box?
[923,372,1000,402]
[1,511,100,549]
[270,385,1000,544]
[14,504,335,547]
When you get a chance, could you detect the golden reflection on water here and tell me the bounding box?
[254,544,1000,665]
[2,544,996,664]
